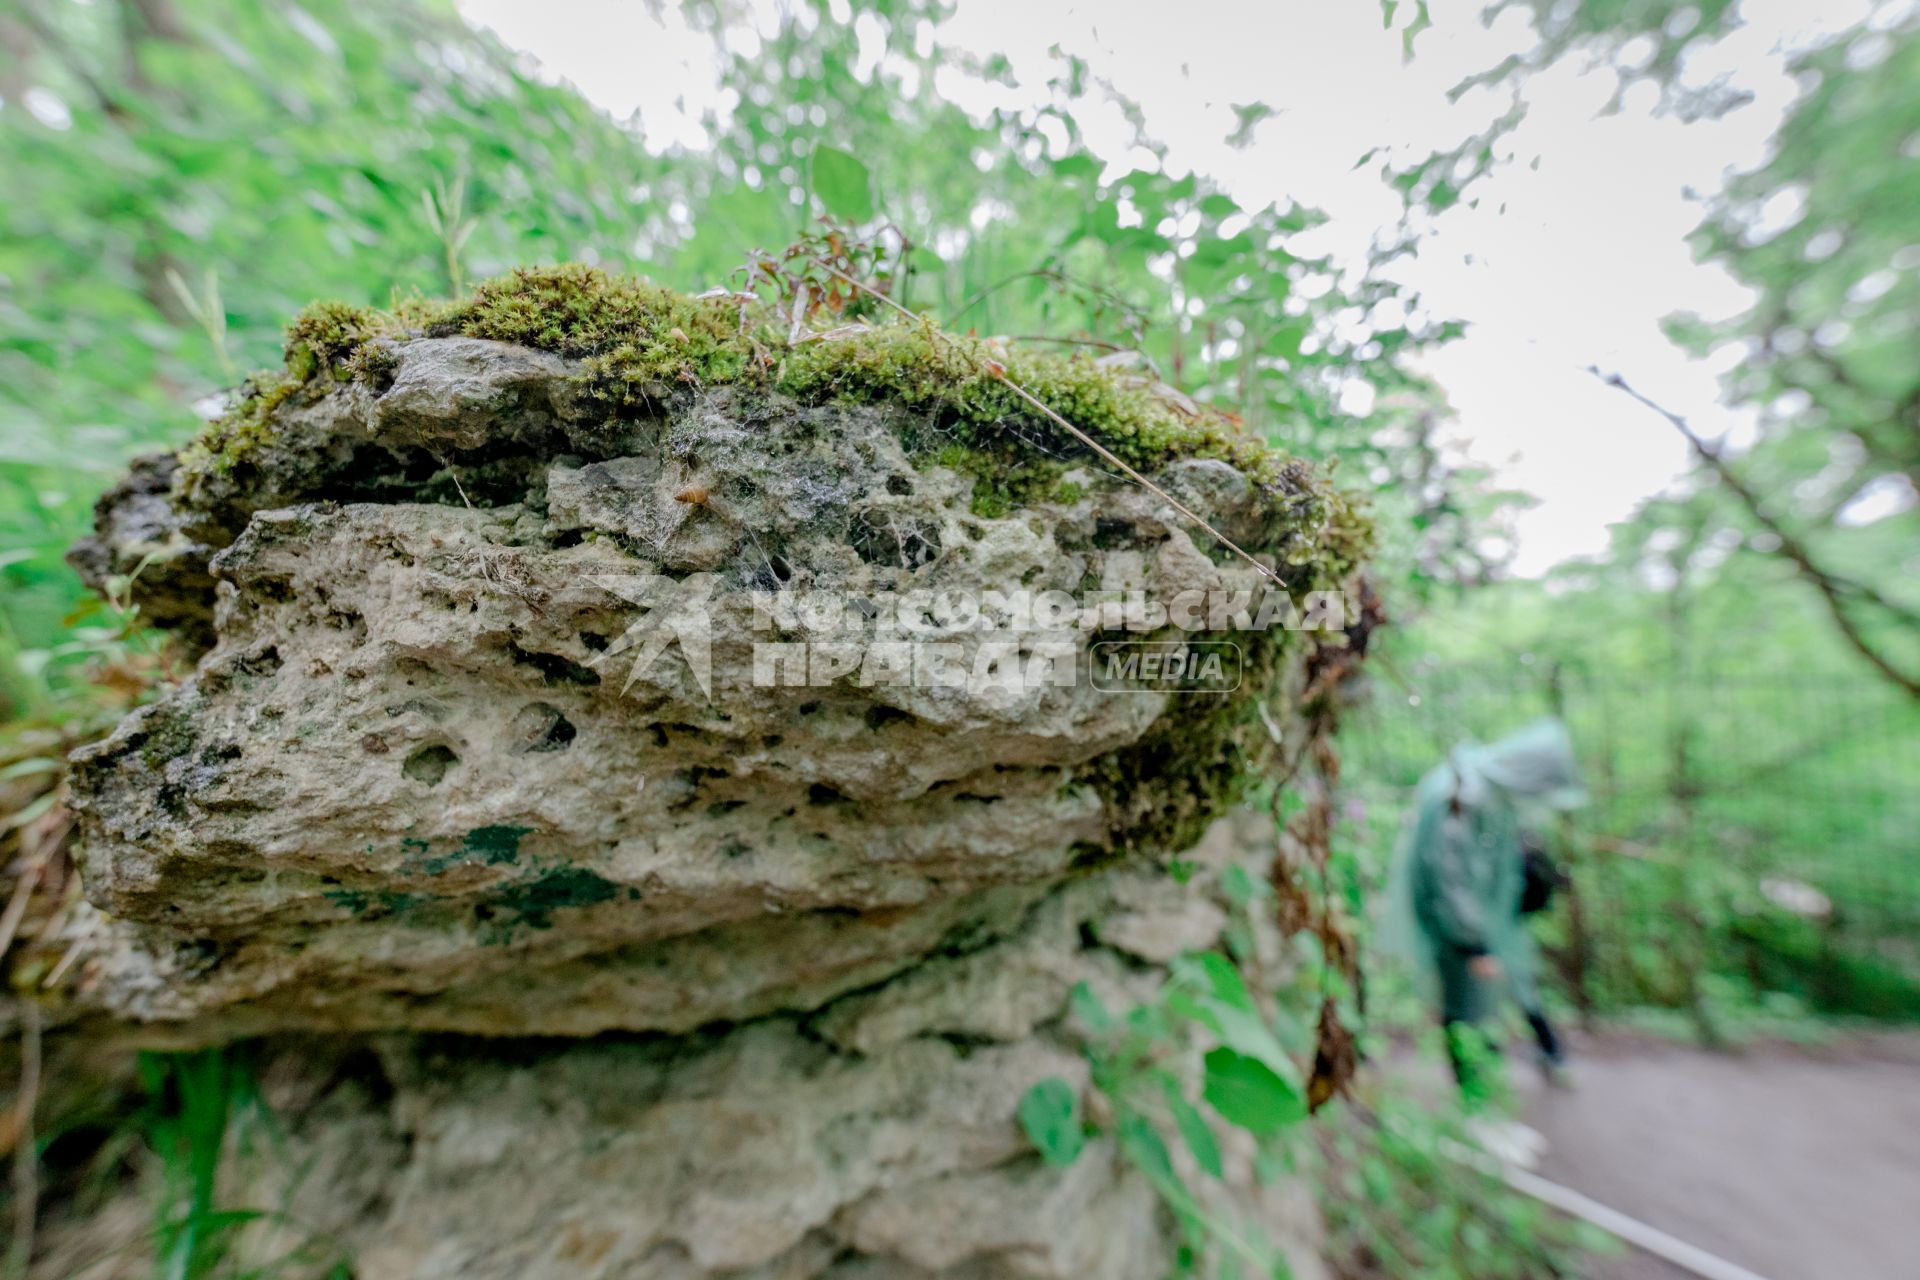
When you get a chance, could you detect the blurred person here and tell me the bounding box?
[1385,718,1588,1105]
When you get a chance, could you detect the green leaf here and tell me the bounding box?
[1188,233,1250,270]
[1163,1079,1224,1178]
[1203,1047,1306,1135]
[1264,320,1308,358]
[1219,864,1273,908]
[1180,950,1257,1013]
[1118,1110,1176,1184]
[1199,193,1241,220]
[1167,977,1303,1102]
[1081,201,1125,245]
[1070,981,1114,1034]
[811,144,874,223]
[0,756,59,781]
[1018,1077,1084,1167]
[1052,154,1101,182]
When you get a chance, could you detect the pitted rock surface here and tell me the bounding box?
[49,289,1369,1280]
[123,813,1330,1280]
[66,332,1352,1039]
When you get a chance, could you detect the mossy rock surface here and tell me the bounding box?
[64,263,1370,1040]
[172,264,1366,570]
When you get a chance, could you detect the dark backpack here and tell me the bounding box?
[1519,831,1568,915]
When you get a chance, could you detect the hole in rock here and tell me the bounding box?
[863,705,916,730]
[507,640,601,687]
[403,744,459,786]
[1091,517,1141,550]
[511,702,577,753]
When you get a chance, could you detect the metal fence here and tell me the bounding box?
[1336,661,1920,1018]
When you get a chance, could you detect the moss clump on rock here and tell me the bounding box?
[431,266,759,403]
[773,320,1283,484]
[180,370,301,480]
[1076,624,1295,857]
[284,299,390,381]
[928,442,1074,519]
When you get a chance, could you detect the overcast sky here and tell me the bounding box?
[459,0,1881,574]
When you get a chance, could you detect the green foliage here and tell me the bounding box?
[809,144,876,223]
[1201,1048,1306,1135]
[1352,10,1920,1010]
[0,0,666,717]
[1016,952,1317,1278]
[1016,1077,1085,1168]
[139,1050,257,1280]
[1393,0,1749,216]
[133,1050,351,1280]
[1668,19,1920,686]
[1315,1090,1610,1280]
[1727,912,1920,1022]
[1164,1080,1225,1179]
[1395,8,1920,691]
[1343,645,1920,1024]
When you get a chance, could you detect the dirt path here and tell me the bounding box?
[1517,1027,1920,1280]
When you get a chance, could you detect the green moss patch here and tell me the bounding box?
[928,442,1071,518]
[1074,626,1291,856]
[777,321,1281,486]
[284,300,389,381]
[487,866,631,930]
[461,824,532,865]
[434,266,756,403]
[176,369,302,482]
[171,265,1363,569]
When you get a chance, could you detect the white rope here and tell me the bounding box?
[1442,1135,1779,1280]
[1501,1164,1778,1280]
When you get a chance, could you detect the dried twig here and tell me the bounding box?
[1594,368,1920,700]
[6,999,41,1280]
[951,267,1151,340]
[432,453,474,510]
[0,836,54,962]
[41,903,97,990]
[1004,335,1130,352]
[810,259,1286,586]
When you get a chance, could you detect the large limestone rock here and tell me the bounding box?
[287,819,1327,1280]
[29,815,1331,1280]
[53,269,1368,1279]
[65,293,1360,1039]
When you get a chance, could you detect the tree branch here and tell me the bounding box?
[1594,368,1920,700]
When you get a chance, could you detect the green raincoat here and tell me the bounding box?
[1383,718,1587,1025]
